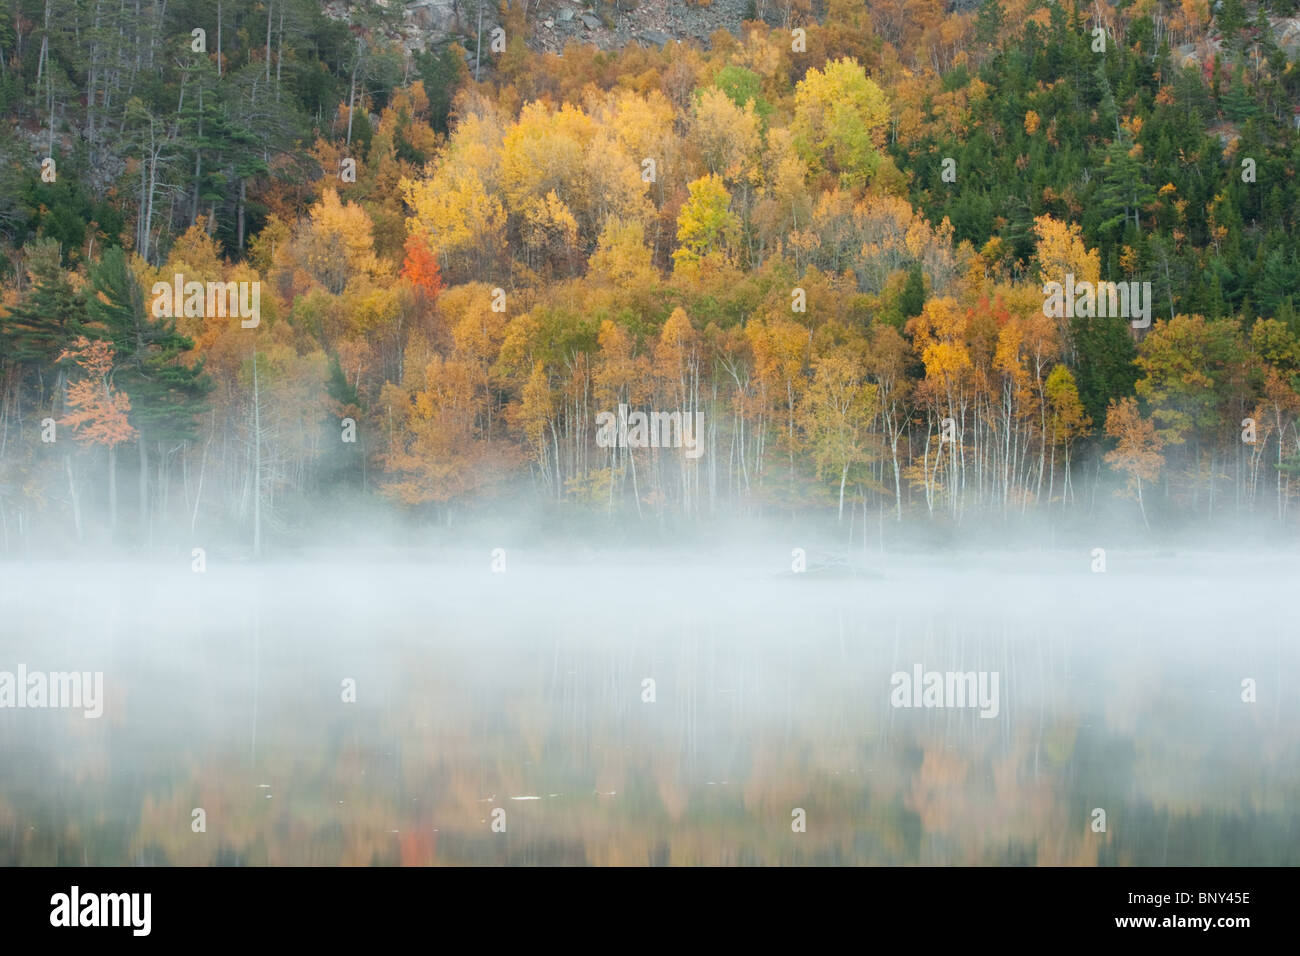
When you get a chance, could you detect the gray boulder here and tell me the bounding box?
[407,0,460,36]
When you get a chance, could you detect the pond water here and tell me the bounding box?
[1,550,1296,865]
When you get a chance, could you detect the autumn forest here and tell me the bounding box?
[3,0,1300,554]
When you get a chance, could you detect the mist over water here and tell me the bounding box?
[2,547,1296,865]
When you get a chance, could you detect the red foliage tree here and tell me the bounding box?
[400,234,445,298]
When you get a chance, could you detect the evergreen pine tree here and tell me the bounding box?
[83,247,212,527]
[1,238,87,395]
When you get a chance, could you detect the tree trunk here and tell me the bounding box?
[138,431,148,543]
[275,2,284,100]
[837,463,847,522]
[475,3,483,82]
[264,0,272,85]
[67,454,83,543]
[237,178,246,252]
[107,444,118,536]
[252,349,262,558]
[346,41,359,145]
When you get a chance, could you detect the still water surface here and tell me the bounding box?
[1,551,1296,865]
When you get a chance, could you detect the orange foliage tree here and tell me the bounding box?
[1104,396,1164,529]
[57,336,136,536]
[401,234,446,298]
[58,336,135,448]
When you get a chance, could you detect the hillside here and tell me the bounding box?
[1,0,1299,553]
